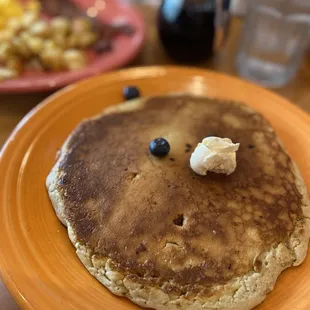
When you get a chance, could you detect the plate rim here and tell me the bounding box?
[1,66,309,148]
[0,66,310,309]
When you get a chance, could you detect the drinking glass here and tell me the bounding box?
[237,0,310,88]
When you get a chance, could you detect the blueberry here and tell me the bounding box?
[149,138,170,157]
[123,86,140,100]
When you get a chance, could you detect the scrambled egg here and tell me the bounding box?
[0,0,39,29]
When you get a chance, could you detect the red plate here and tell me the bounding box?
[0,0,146,93]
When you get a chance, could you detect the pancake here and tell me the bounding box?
[46,95,310,310]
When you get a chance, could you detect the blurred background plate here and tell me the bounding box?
[0,0,145,93]
[0,66,310,310]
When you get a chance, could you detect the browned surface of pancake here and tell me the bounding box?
[56,96,304,295]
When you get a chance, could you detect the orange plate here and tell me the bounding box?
[0,66,310,310]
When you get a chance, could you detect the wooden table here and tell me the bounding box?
[1,4,310,309]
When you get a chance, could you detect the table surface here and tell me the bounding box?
[1,4,310,309]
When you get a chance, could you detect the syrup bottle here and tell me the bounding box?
[157,0,230,63]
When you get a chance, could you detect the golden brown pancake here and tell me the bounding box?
[46,95,310,310]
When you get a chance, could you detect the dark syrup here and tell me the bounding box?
[158,0,230,63]
[157,0,217,63]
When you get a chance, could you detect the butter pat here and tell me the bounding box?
[190,137,240,176]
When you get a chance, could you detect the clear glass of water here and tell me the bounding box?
[237,0,310,88]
